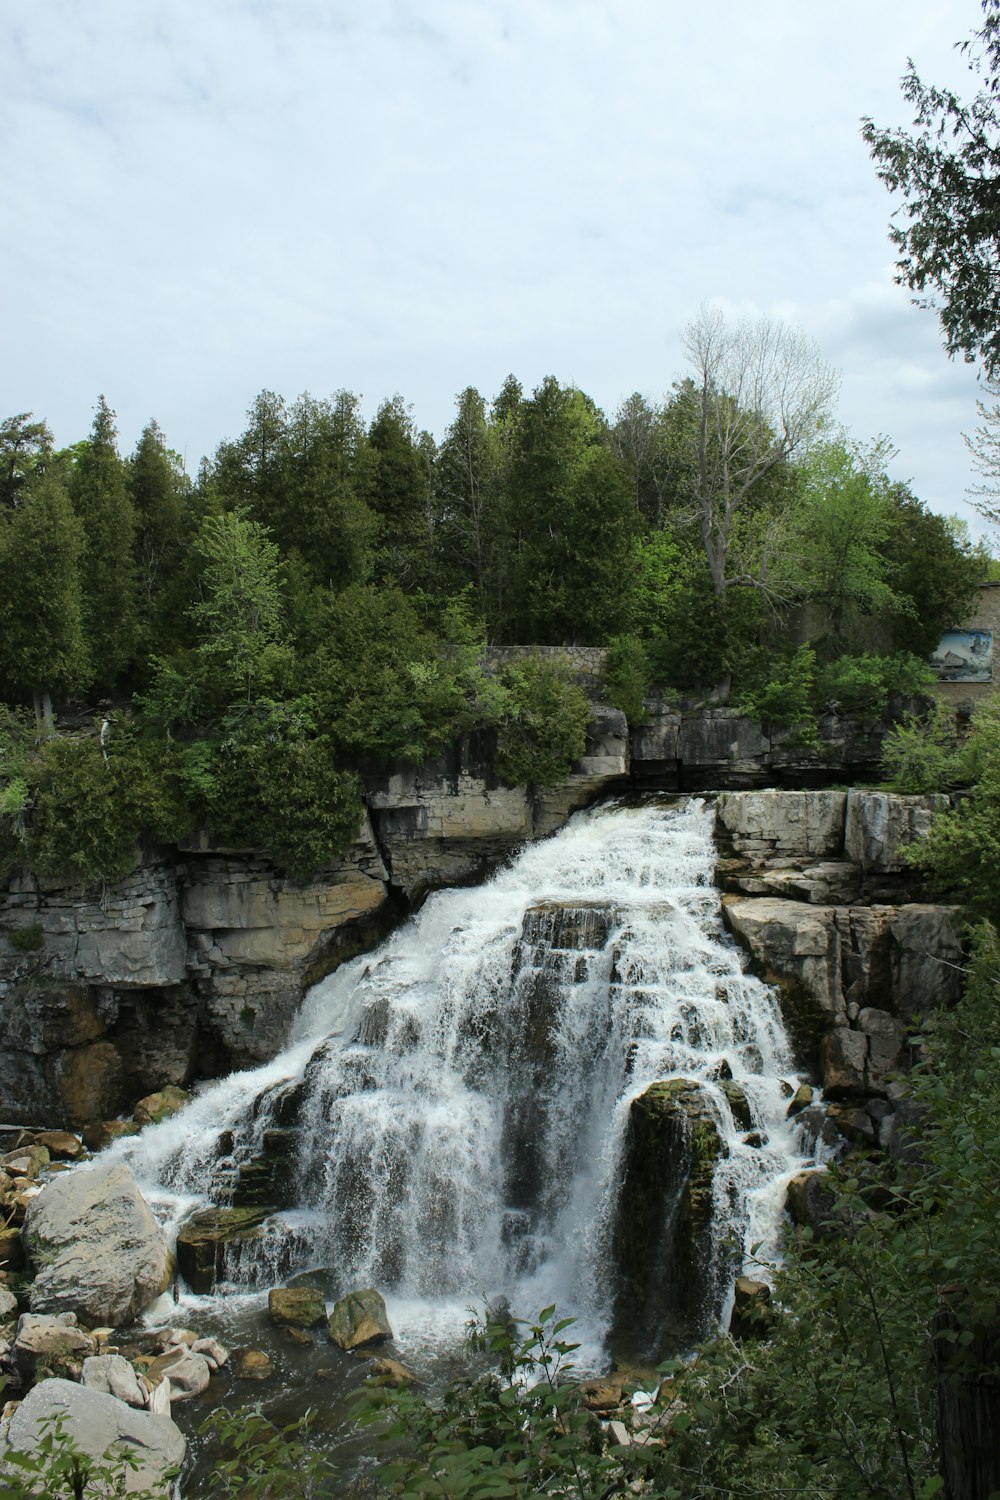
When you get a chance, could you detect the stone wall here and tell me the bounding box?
[481,645,609,697]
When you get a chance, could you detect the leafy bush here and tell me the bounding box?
[20,726,186,886]
[882,704,970,794]
[738,645,817,737]
[815,651,934,717]
[601,633,650,725]
[494,656,590,788]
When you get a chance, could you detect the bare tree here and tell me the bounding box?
[683,307,838,596]
[964,381,1000,533]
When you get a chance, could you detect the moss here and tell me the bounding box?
[4,923,44,953]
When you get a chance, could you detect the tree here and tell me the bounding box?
[0,475,89,727]
[187,509,289,707]
[69,397,138,689]
[682,307,838,598]
[0,413,53,510]
[128,419,192,654]
[862,2,1000,376]
[369,395,433,586]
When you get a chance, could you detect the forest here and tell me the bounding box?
[0,304,988,885]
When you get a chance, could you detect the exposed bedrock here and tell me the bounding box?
[716,788,964,1104]
[0,712,956,1126]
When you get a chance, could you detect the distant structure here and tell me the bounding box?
[932,582,1000,706]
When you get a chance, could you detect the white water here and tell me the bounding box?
[111,797,812,1357]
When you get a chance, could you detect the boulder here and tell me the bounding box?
[0,1377,185,1496]
[328,1289,393,1350]
[268,1286,327,1329]
[367,1356,415,1387]
[22,1161,172,1325]
[81,1353,148,1407]
[3,1145,50,1180]
[133,1086,190,1126]
[82,1119,142,1151]
[230,1347,274,1380]
[31,1131,84,1162]
[12,1313,97,1383]
[785,1170,841,1234]
[0,1285,17,1323]
[145,1346,212,1401]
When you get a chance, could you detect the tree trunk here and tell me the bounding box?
[935,1290,1000,1500]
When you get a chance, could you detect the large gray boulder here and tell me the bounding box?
[22,1161,171,1325]
[12,1313,97,1384]
[81,1352,148,1407]
[0,1377,185,1496]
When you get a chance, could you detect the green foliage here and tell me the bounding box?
[601,634,650,725]
[180,701,363,880]
[189,509,291,707]
[0,1402,175,1497]
[907,694,1000,921]
[815,651,934,717]
[882,704,970,794]
[197,1405,337,1499]
[494,656,590,788]
[738,645,817,735]
[312,586,490,767]
[5,923,44,952]
[68,396,138,689]
[0,474,90,709]
[883,490,986,655]
[351,1305,624,1500]
[20,725,185,886]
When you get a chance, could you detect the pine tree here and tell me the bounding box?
[70,397,138,689]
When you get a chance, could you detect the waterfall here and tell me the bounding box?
[114,797,811,1357]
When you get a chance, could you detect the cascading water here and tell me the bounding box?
[113,797,813,1359]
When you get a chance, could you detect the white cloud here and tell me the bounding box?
[0,0,990,535]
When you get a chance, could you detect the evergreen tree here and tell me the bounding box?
[69,396,138,690]
[0,474,89,726]
[0,413,53,510]
[369,395,433,586]
[128,419,191,653]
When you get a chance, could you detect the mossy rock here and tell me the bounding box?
[134,1086,190,1126]
[176,1206,274,1294]
[720,1080,752,1131]
[612,1078,725,1356]
[268,1285,327,1329]
[328,1288,392,1350]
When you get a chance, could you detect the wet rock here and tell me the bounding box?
[30,1132,84,1162]
[720,1080,752,1130]
[231,1347,274,1381]
[175,1205,273,1294]
[145,1346,212,1401]
[3,1145,50,1180]
[785,1170,841,1235]
[613,1078,725,1353]
[23,1161,172,1325]
[191,1337,228,1369]
[786,1084,813,1118]
[367,1356,415,1386]
[0,1377,185,1495]
[268,1286,327,1329]
[133,1086,190,1126]
[576,1376,626,1412]
[820,1027,869,1096]
[328,1288,393,1350]
[82,1119,142,1151]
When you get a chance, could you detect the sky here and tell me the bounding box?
[1,1,991,531]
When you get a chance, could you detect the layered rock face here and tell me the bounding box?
[0,707,945,1128]
[715,789,963,1119]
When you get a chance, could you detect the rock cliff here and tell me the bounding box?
[0,708,955,1127]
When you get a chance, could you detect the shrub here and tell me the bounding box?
[494,656,590,789]
[815,651,934,717]
[601,633,650,725]
[881,704,969,794]
[738,645,818,738]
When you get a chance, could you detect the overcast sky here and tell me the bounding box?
[1,1,991,531]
